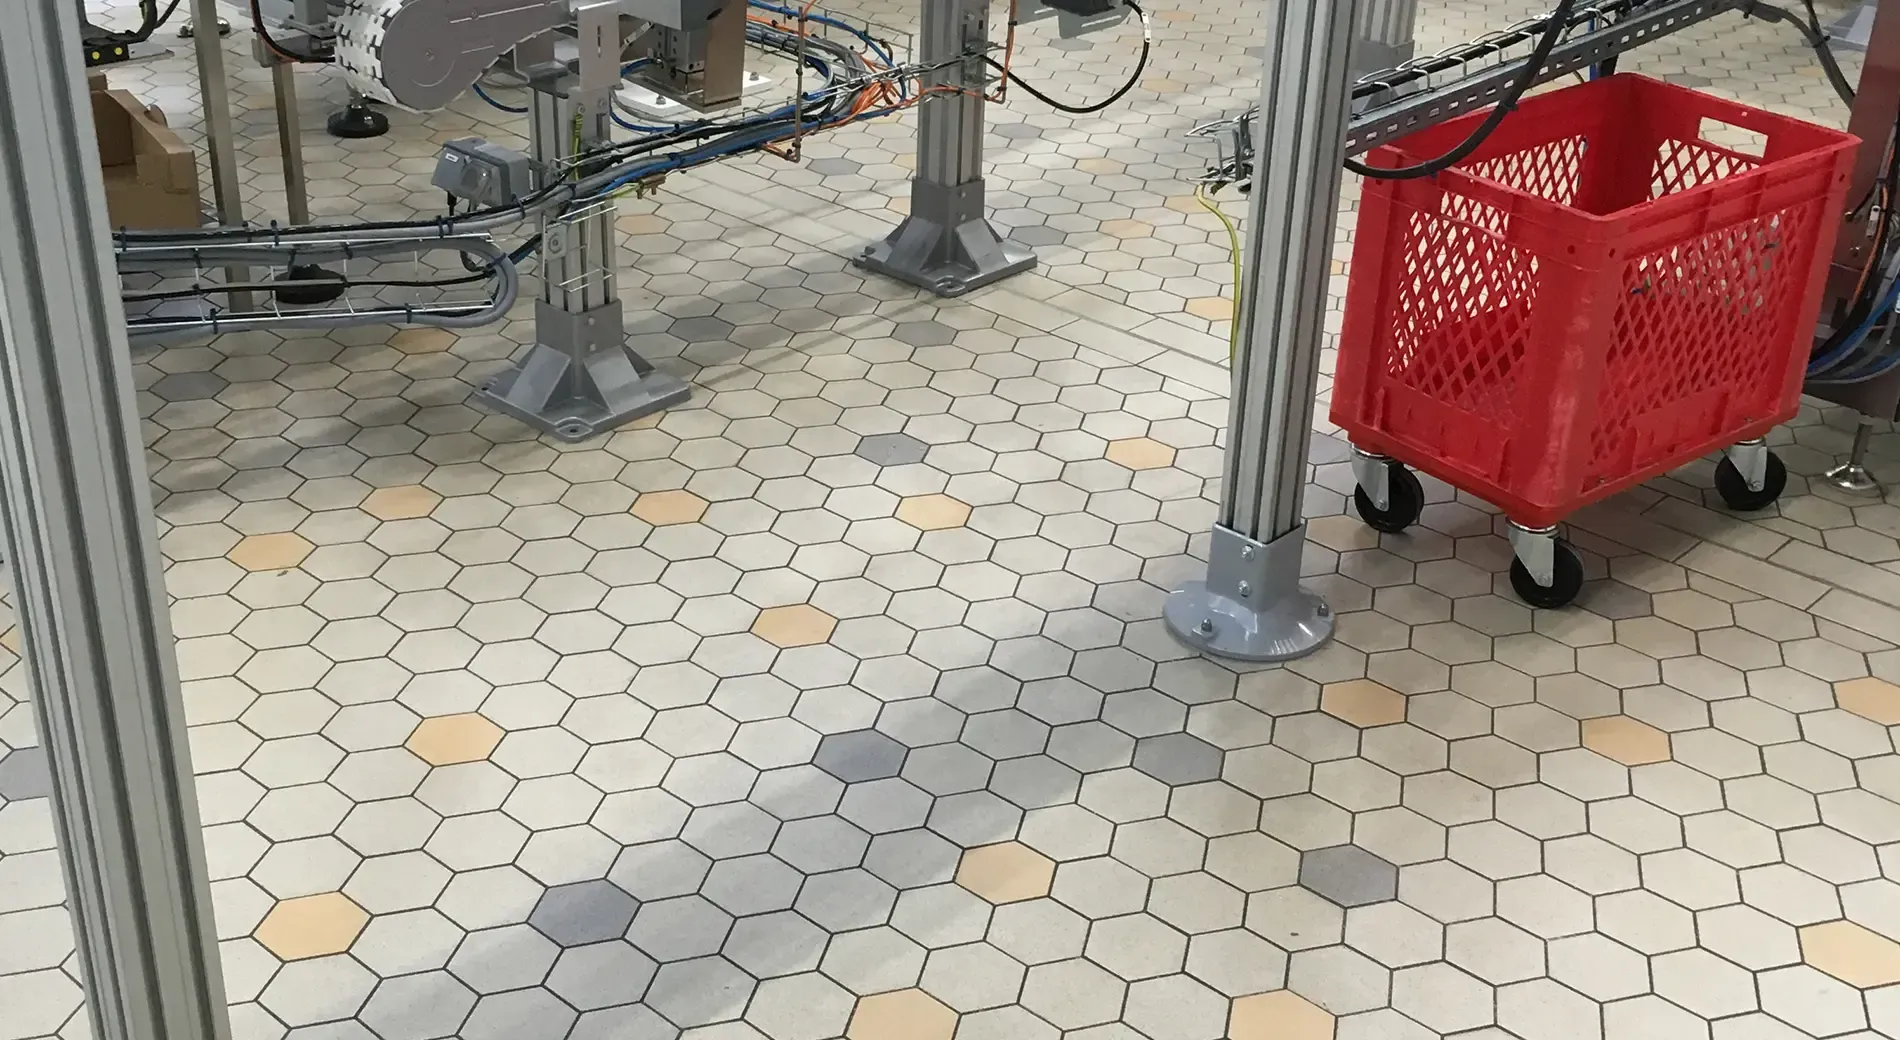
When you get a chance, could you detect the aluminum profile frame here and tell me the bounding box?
[0,5,232,1040]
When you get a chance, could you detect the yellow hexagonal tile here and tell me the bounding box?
[1100,219,1154,239]
[253,892,369,961]
[361,484,442,522]
[1230,991,1335,1039]
[1581,716,1672,766]
[1836,677,1900,725]
[406,713,502,766]
[752,604,837,648]
[1801,920,1900,988]
[227,532,315,572]
[1321,679,1405,728]
[1184,296,1235,322]
[895,494,971,531]
[617,213,670,236]
[1105,437,1177,471]
[955,842,1055,904]
[390,328,455,354]
[631,489,709,526]
[847,989,957,1040]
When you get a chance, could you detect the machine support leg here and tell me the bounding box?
[189,0,250,309]
[327,88,390,138]
[1164,0,1361,661]
[0,7,233,1040]
[272,61,311,225]
[268,58,348,304]
[477,39,690,442]
[1826,416,1885,496]
[855,0,1033,296]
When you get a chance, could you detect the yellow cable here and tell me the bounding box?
[1195,183,1243,364]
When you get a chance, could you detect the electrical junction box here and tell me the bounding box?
[432,138,534,209]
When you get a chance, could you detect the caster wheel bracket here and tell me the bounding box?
[1351,448,1392,512]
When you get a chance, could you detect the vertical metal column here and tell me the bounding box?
[855,0,1033,296]
[270,60,310,225]
[190,0,252,310]
[1164,0,1359,661]
[0,6,233,1040]
[476,1,691,441]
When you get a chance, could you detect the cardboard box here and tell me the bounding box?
[90,72,201,230]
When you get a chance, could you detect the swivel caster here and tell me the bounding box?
[1714,439,1787,512]
[1507,522,1583,609]
[1351,449,1424,533]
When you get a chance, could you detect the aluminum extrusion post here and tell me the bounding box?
[1164,0,1358,661]
[855,0,1034,296]
[190,0,252,310]
[475,1,691,441]
[0,5,234,1040]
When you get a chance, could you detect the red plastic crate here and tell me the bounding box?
[1331,74,1858,528]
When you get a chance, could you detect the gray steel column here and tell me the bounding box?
[476,1,691,442]
[1164,0,1359,661]
[270,59,310,225]
[0,6,233,1040]
[855,0,1033,296]
[191,0,251,309]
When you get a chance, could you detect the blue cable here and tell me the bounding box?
[1809,275,1900,376]
[1816,347,1900,384]
[472,82,528,114]
[613,109,677,134]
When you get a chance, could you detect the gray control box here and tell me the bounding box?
[432,138,534,209]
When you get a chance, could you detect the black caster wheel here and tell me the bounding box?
[1353,462,1425,533]
[327,100,389,139]
[1714,450,1787,512]
[1509,539,1584,609]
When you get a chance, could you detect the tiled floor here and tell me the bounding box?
[6,1,1900,1039]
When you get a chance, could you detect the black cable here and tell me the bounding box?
[984,0,1148,115]
[114,24,880,245]
[1345,0,1577,181]
[1742,1,1854,105]
[87,0,182,46]
[123,269,495,303]
[250,0,332,63]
